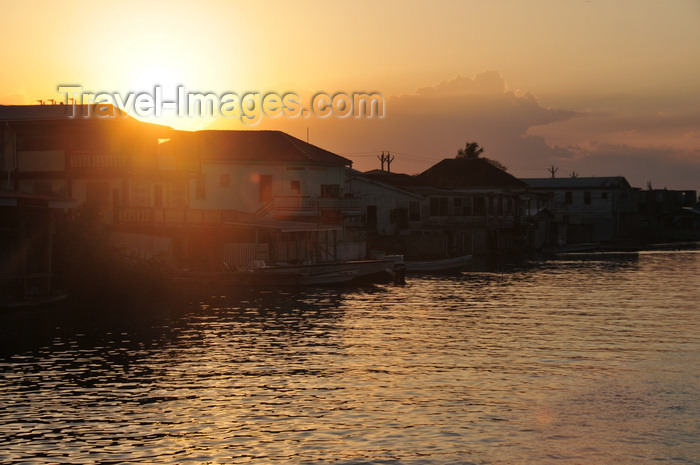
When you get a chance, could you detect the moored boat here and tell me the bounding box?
[404,254,472,273]
[245,257,398,287]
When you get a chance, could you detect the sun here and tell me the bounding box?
[122,60,211,130]
[127,62,185,99]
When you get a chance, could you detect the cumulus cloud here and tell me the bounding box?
[529,92,700,190]
[243,71,577,175]
[211,70,699,191]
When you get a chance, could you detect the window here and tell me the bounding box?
[366,206,377,229]
[473,197,486,216]
[290,180,301,194]
[220,174,230,188]
[259,175,273,202]
[453,198,463,216]
[33,182,52,195]
[320,184,340,197]
[584,191,591,205]
[131,181,150,207]
[86,182,110,207]
[565,191,573,205]
[172,181,187,208]
[453,198,471,216]
[154,185,163,208]
[390,208,408,228]
[196,176,206,200]
[20,137,61,151]
[409,201,420,221]
[430,197,448,216]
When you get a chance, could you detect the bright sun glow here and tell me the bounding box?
[122,59,213,131]
[127,62,185,98]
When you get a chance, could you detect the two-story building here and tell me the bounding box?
[150,130,363,268]
[522,176,638,246]
[0,104,186,225]
[353,157,547,259]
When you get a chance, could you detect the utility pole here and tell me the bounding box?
[377,151,386,171]
[385,151,395,172]
[377,151,396,172]
[548,165,558,178]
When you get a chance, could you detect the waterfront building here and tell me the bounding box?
[138,130,364,268]
[0,104,184,225]
[354,157,548,259]
[521,176,638,246]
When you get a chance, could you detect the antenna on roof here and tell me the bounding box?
[378,151,386,171]
[548,165,558,178]
[306,127,309,143]
[570,170,579,178]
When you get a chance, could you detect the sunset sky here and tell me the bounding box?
[2,0,700,191]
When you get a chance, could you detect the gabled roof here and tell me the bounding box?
[361,169,418,187]
[522,176,631,189]
[350,170,423,199]
[417,158,527,188]
[180,130,352,165]
[0,105,172,137]
[363,157,525,191]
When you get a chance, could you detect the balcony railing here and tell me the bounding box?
[271,196,361,217]
[69,152,129,169]
[273,196,318,215]
[117,207,241,225]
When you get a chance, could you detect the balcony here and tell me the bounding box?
[266,196,361,219]
[117,207,241,226]
[68,152,129,169]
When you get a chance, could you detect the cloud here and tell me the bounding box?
[241,71,577,175]
[528,92,700,190]
[563,142,700,191]
[210,71,700,192]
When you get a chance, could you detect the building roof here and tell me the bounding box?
[350,170,423,199]
[180,130,352,165]
[363,157,525,191]
[361,169,419,187]
[417,158,527,188]
[0,105,171,137]
[0,104,134,121]
[521,176,631,189]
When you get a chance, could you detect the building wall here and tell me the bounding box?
[348,177,422,235]
[191,161,346,213]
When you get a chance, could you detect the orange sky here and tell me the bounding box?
[2,0,700,191]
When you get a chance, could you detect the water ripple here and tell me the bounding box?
[1,252,698,464]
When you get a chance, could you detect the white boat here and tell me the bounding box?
[405,254,472,273]
[250,265,359,286]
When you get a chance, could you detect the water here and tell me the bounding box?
[1,251,698,464]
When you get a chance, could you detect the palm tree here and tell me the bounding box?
[456,141,508,171]
[457,141,484,159]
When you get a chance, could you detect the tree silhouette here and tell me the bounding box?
[457,141,484,159]
[456,141,508,171]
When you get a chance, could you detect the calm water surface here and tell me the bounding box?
[1,251,698,464]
